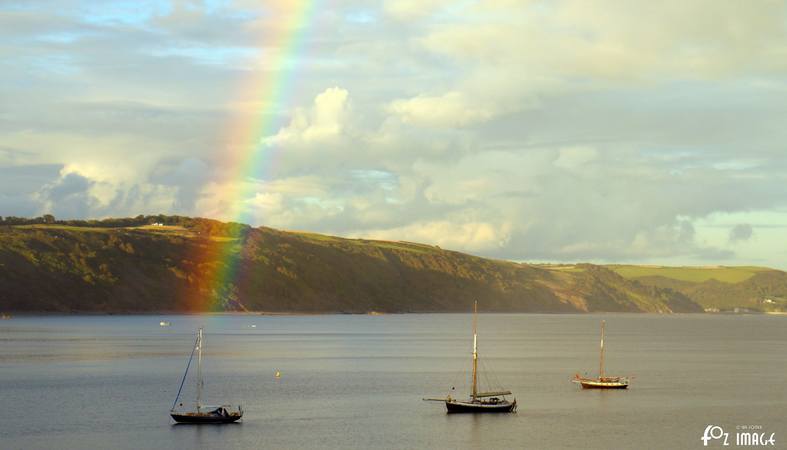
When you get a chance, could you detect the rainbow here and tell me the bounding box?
[185,0,318,311]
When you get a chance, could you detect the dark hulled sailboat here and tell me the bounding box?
[573,320,629,389]
[170,328,243,423]
[425,301,517,413]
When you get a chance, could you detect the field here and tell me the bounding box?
[606,265,771,283]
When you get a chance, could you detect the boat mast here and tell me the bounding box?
[471,300,478,401]
[599,320,605,379]
[197,327,203,411]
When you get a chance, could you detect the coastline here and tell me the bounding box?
[4,310,785,317]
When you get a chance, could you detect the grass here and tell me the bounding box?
[13,224,241,241]
[540,264,587,273]
[369,241,437,254]
[607,265,771,283]
[293,231,439,254]
[17,224,112,232]
[19,224,189,234]
[209,236,240,242]
[292,231,347,244]
[132,225,188,232]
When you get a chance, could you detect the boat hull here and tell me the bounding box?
[574,378,628,389]
[445,399,517,413]
[170,412,242,424]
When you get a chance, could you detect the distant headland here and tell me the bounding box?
[1,215,784,314]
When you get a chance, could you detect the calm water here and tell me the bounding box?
[1,314,785,449]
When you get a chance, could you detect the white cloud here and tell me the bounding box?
[417,1,787,80]
[386,0,787,128]
[198,175,345,229]
[263,87,350,146]
[554,147,598,171]
[360,219,513,253]
[387,91,495,127]
[383,0,455,20]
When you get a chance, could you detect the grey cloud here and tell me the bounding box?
[0,164,62,194]
[150,157,210,214]
[291,177,457,234]
[729,224,754,243]
[38,172,94,218]
[0,147,37,164]
[0,164,62,217]
[0,194,40,217]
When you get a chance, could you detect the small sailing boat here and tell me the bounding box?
[573,320,629,389]
[170,328,243,423]
[424,301,517,413]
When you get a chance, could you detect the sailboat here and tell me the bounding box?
[170,328,243,423]
[573,320,629,389]
[424,301,517,413]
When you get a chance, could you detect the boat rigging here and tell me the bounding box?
[170,327,244,423]
[424,300,517,413]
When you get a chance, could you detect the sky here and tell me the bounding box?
[1,0,786,269]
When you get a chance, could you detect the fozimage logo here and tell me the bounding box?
[701,425,776,447]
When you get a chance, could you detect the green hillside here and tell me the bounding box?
[0,216,704,313]
[607,265,787,312]
[606,265,770,284]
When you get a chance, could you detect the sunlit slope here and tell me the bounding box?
[606,265,787,311]
[606,265,769,283]
[0,217,704,313]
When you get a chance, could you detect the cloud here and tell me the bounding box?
[416,1,787,80]
[385,0,787,128]
[264,87,350,146]
[554,147,598,171]
[729,223,754,243]
[37,171,95,218]
[189,73,786,267]
[360,219,513,253]
[2,1,787,269]
[150,157,210,213]
[383,0,455,20]
[387,91,495,127]
[0,164,59,217]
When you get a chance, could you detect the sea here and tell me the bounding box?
[1,313,784,449]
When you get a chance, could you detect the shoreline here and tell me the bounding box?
[2,310,784,317]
